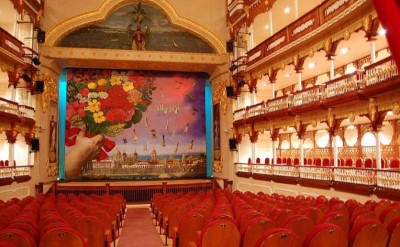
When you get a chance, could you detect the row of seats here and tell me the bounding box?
[0,193,126,247]
[151,189,400,247]
[0,160,16,167]
[251,157,400,168]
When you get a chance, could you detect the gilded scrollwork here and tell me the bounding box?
[40,73,58,113]
[392,102,400,115]
[212,78,228,115]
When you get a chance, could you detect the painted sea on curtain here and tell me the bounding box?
[65,68,207,180]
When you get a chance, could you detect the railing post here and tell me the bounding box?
[105,183,110,195]
[36,182,43,195]
[51,182,57,194]
[162,182,167,195]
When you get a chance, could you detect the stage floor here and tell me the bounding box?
[56,179,212,187]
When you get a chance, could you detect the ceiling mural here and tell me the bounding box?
[57,1,216,53]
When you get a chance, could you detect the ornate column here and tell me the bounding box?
[365,98,387,169]
[325,109,344,167]
[249,124,259,163]
[270,127,280,164]
[324,38,340,80]
[293,55,306,91]
[267,68,279,99]
[294,116,306,166]
[361,15,380,64]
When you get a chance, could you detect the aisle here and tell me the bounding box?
[117,206,165,247]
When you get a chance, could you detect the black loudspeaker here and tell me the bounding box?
[226,40,234,52]
[34,81,44,93]
[229,138,237,151]
[226,86,234,97]
[31,138,40,152]
[37,29,45,43]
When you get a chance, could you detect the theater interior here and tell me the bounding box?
[1,0,400,246]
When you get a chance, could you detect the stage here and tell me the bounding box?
[51,179,215,203]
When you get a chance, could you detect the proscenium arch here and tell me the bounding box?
[44,0,225,54]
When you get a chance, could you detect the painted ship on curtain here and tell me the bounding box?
[65,68,207,180]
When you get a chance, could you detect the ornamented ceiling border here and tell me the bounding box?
[45,0,225,54]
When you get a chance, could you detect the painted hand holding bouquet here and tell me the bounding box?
[66,69,156,161]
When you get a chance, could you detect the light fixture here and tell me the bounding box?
[262,82,267,87]
[308,62,316,69]
[284,7,291,14]
[340,47,349,54]
[265,25,270,30]
[387,111,394,116]
[31,56,41,66]
[229,64,238,72]
[285,72,291,77]
[378,28,386,36]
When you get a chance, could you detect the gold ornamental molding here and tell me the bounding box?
[45,0,225,54]
[212,78,229,115]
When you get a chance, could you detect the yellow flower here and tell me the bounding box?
[97,78,107,87]
[93,111,106,123]
[123,81,134,92]
[88,82,97,90]
[87,99,100,112]
[110,76,122,85]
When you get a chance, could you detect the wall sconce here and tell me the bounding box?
[238,79,245,87]
[20,74,31,83]
[229,64,238,72]
[31,56,41,66]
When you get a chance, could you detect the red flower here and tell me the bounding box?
[106,108,135,123]
[80,88,89,96]
[96,86,107,92]
[67,101,86,119]
[100,85,131,111]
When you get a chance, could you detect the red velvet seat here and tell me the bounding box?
[389,158,400,169]
[349,219,388,247]
[345,158,353,167]
[240,217,275,247]
[303,223,348,247]
[379,205,400,227]
[387,216,400,247]
[39,227,86,247]
[281,214,314,243]
[0,229,37,247]
[320,211,349,233]
[197,219,240,247]
[254,228,301,247]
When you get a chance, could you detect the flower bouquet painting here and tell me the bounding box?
[66,69,156,161]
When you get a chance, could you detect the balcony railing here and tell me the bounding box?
[236,162,399,195]
[267,95,289,113]
[234,56,399,123]
[377,169,400,190]
[324,72,361,98]
[0,165,33,186]
[247,102,266,118]
[364,56,399,86]
[291,85,323,107]
[0,97,35,121]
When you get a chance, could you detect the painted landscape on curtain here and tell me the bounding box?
[65,68,207,180]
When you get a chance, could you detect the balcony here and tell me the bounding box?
[236,162,399,199]
[233,56,399,124]
[0,27,24,68]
